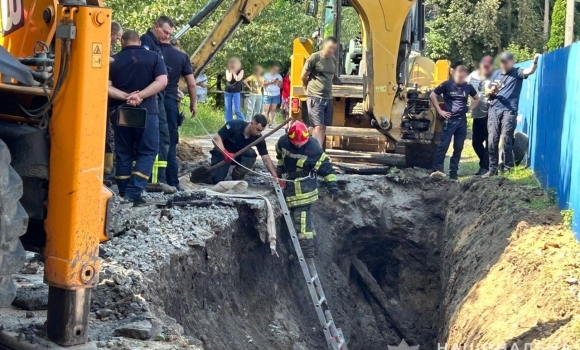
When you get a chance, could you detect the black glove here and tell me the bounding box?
[329,187,339,202]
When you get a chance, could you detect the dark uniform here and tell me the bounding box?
[276,135,337,258]
[211,120,268,184]
[160,43,193,188]
[109,46,167,199]
[488,68,526,174]
[140,30,170,184]
[432,80,477,175]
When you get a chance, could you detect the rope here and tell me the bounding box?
[193,116,314,183]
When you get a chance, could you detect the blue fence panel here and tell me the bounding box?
[515,43,580,237]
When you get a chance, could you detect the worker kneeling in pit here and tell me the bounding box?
[276,121,338,259]
[210,114,279,184]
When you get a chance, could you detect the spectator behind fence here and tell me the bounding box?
[196,71,208,103]
[263,64,283,129]
[466,55,493,175]
[224,57,245,122]
[484,51,541,177]
[243,65,264,118]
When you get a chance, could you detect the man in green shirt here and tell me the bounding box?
[301,37,338,148]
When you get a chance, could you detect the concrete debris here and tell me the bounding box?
[12,284,48,310]
[113,320,153,340]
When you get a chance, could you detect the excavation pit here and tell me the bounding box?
[4,169,577,349]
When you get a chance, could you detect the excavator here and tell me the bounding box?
[0,0,446,348]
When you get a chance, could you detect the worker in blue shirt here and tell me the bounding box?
[429,65,479,180]
[108,30,168,206]
[209,115,279,184]
[483,51,540,177]
[160,40,198,190]
[140,16,175,192]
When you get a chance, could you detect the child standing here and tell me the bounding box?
[243,65,264,118]
[429,65,479,180]
[224,57,245,122]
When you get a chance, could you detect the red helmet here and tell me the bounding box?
[288,121,309,146]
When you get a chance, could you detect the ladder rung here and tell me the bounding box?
[317,296,326,306]
[326,319,334,328]
[310,274,318,283]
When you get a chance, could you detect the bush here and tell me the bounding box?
[547,0,566,51]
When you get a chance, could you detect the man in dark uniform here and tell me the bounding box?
[104,22,124,177]
[276,121,338,259]
[140,16,174,192]
[159,39,197,190]
[429,65,479,179]
[484,51,540,177]
[210,114,278,184]
[108,30,168,205]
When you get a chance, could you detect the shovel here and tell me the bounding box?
[189,118,293,183]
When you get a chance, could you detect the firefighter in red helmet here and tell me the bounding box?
[275,121,338,259]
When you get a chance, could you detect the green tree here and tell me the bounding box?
[547,0,566,50]
[104,0,318,76]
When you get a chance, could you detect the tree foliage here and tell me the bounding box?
[425,0,546,66]
[547,0,565,50]
[104,0,318,76]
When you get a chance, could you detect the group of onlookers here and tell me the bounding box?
[222,59,291,127]
[430,51,541,179]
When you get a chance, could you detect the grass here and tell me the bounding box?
[179,95,287,139]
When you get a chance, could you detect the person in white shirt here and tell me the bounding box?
[262,64,283,128]
[466,56,493,175]
[196,72,208,103]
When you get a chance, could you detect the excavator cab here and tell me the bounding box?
[290,0,450,168]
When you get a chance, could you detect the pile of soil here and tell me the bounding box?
[177,142,205,162]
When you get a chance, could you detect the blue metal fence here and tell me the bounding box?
[516,43,580,237]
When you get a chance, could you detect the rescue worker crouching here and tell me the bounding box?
[276,121,338,259]
[210,114,279,184]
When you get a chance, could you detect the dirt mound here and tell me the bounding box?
[177,142,205,162]
[442,178,579,348]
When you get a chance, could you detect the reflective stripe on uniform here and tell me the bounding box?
[276,144,285,167]
[132,171,149,179]
[297,158,306,168]
[324,174,337,182]
[286,189,318,207]
[115,175,131,180]
[299,211,314,239]
[314,153,328,171]
[280,148,308,161]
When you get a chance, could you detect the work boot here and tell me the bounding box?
[429,170,446,179]
[146,183,177,194]
[125,194,147,207]
[481,170,498,178]
[474,168,488,176]
[449,171,458,180]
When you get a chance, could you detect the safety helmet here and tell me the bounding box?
[288,121,309,146]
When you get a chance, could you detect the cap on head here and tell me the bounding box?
[288,121,309,146]
[499,51,515,63]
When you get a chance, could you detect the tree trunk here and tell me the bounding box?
[564,0,575,46]
[543,0,550,46]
